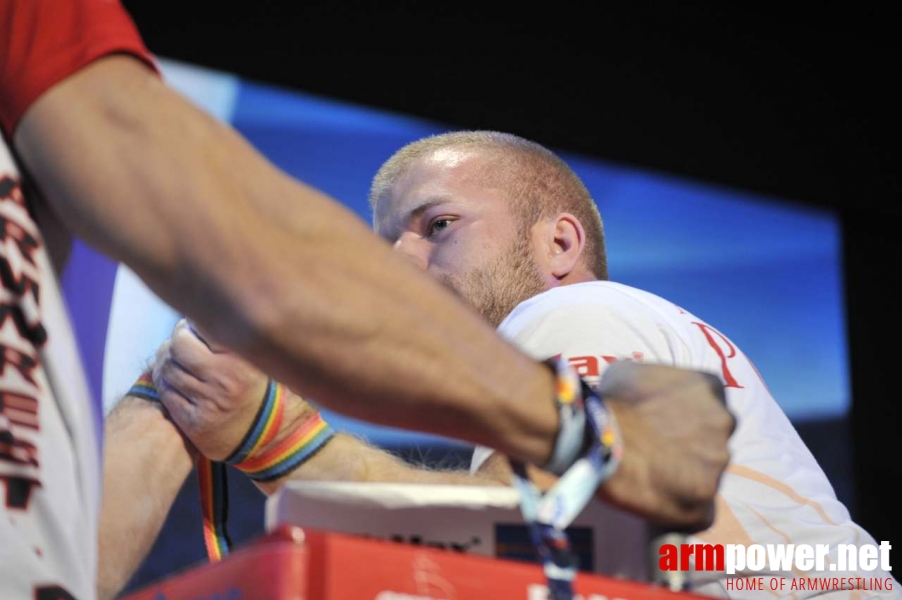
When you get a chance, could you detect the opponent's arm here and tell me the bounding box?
[97,396,195,600]
[154,321,731,530]
[150,321,506,496]
[95,386,492,600]
[255,433,506,495]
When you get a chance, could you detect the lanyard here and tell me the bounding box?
[510,360,623,600]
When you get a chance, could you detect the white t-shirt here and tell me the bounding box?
[0,140,99,599]
[471,281,898,599]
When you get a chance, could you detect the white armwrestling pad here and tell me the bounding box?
[265,481,650,581]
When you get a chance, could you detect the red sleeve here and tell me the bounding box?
[0,0,160,137]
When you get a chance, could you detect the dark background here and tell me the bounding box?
[119,2,900,592]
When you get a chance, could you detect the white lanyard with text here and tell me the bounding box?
[509,359,623,600]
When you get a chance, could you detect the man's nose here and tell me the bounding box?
[393,232,429,271]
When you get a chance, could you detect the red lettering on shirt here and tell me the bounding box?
[691,322,744,388]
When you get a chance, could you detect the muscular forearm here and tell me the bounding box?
[97,398,195,600]
[255,434,508,496]
[14,56,557,465]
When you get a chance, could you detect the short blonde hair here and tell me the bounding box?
[370,131,608,279]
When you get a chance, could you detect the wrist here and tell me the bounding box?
[225,380,336,483]
[536,358,622,479]
[239,387,320,465]
[592,401,631,503]
[106,394,198,463]
[253,433,365,495]
[118,373,199,461]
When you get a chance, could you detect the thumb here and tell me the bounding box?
[184,318,227,353]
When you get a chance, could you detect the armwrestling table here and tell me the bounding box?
[120,525,709,600]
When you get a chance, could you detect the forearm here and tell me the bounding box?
[255,433,508,496]
[15,56,557,464]
[97,398,195,600]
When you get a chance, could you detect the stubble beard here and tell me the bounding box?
[438,236,547,329]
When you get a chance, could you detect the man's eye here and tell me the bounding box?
[427,218,452,236]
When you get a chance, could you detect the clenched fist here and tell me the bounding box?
[152,319,315,460]
[598,362,734,531]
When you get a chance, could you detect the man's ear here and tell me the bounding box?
[546,213,586,279]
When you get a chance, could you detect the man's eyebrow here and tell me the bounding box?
[385,197,447,239]
[405,197,448,221]
[380,196,452,242]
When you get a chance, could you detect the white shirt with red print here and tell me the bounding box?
[471,281,898,598]
[0,140,99,600]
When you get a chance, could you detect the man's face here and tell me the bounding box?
[374,148,548,327]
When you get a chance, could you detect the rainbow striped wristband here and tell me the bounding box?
[221,379,335,481]
[127,373,160,403]
[224,378,286,464]
[230,409,334,482]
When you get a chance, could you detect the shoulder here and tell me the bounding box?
[495,282,692,370]
[498,281,680,338]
